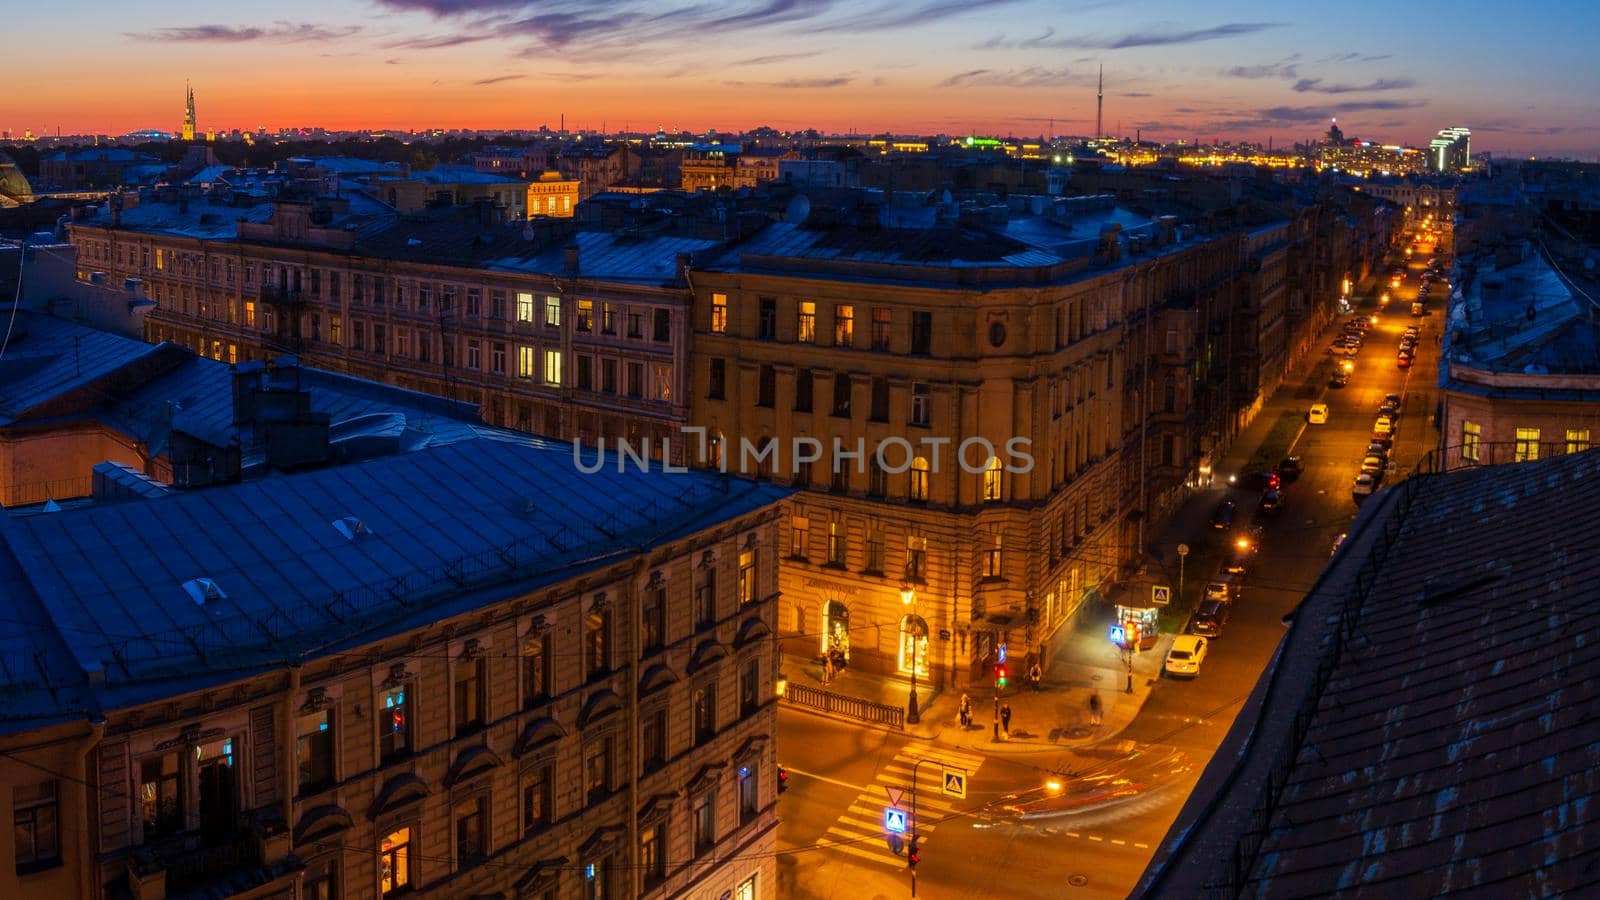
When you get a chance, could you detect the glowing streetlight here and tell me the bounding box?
[900,583,921,724]
[1045,778,1064,795]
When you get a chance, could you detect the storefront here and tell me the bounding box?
[1113,601,1161,652]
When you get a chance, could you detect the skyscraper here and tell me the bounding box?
[181,81,196,141]
[1429,126,1470,172]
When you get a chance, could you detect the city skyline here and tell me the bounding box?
[8,0,1599,158]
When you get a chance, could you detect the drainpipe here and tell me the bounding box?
[281,665,302,830]
[76,717,106,900]
[626,556,647,899]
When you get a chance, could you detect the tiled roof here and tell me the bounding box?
[1144,449,1600,896]
[0,437,789,733]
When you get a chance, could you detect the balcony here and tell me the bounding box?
[260,284,305,306]
[129,811,294,899]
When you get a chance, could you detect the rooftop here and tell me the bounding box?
[0,438,789,734]
[1142,449,1600,896]
[1446,245,1600,376]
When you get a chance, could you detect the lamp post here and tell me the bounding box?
[900,583,921,725]
[1177,542,1189,606]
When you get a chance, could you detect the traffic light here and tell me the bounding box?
[994,663,1008,690]
[907,836,921,869]
[777,765,789,794]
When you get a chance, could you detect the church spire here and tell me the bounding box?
[182,80,197,141]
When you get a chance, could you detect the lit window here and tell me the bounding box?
[797,301,816,343]
[379,685,411,762]
[1515,426,1540,462]
[711,293,728,333]
[1461,421,1481,462]
[1566,428,1590,454]
[519,346,536,379]
[909,457,930,501]
[516,292,536,323]
[544,349,563,386]
[738,549,756,605]
[834,304,854,346]
[380,827,411,896]
[983,456,1003,502]
[544,295,561,328]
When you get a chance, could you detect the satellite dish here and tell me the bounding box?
[784,194,811,224]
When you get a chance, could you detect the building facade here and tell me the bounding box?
[0,419,788,900]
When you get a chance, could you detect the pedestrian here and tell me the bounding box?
[1089,692,1103,727]
[1000,701,1012,739]
[822,651,835,686]
[1028,662,1042,692]
[958,693,972,728]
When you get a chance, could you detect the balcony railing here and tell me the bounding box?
[145,829,262,894]
[260,284,305,305]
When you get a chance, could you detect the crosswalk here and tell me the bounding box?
[816,741,987,868]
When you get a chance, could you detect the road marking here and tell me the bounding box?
[1135,842,1150,849]
[1088,835,1104,842]
[782,766,870,792]
[1112,839,1126,845]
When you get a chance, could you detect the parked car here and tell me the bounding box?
[1260,489,1283,516]
[1353,472,1377,502]
[1209,499,1237,530]
[1366,441,1390,460]
[1330,370,1350,388]
[1385,392,1403,407]
[1412,302,1425,317]
[1330,532,1348,557]
[1370,431,1394,450]
[1190,600,1231,637]
[1204,574,1241,603]
[1308,403,1330,424]
[1375,415,1395,434]
[1221,541,1253,576]
[1277,456,1304,481]
[1397,354,1413,368]
[1379,403,1400,421]
[1164,635,1208,678]
[1361,454,1386,478]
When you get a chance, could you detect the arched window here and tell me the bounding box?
[897,615,929,676]
[909,456,930,502]
[822,601,850,661]
[983,456,1003,502]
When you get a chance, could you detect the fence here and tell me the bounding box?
[1,476,94,508]
[785,682,906,730]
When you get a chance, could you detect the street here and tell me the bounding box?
[774,227,1447,899]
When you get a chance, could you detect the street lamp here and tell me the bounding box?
[900,583,921,725]
[1177,543,1190,602]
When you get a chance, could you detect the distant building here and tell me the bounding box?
[1430,126,1471,173]
[558,143,633,200]
[366,165,529,217]
[38,148,162,190]
[527,170,579,217]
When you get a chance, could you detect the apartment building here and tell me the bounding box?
[0,318,790,900]
[689,195,1250,688]
[69,193,706,457]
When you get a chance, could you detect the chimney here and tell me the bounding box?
[674,252,692,287]
[123,277,144,299]
[231,360,266,426]
[564,242,581,274]
[89,271,106,285]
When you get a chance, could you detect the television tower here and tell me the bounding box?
[1095,65,1104,140]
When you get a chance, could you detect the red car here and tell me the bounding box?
[1397,355,1413,368]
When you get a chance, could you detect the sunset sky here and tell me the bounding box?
[8,0,1598,157]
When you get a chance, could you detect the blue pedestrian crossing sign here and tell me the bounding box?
[942,767,967,798]
[884,806,909,834]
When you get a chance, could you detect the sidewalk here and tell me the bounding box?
[782,616,1170,756]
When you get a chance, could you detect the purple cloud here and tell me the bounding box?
[1293,77,1415,94]
[126,22,361,42]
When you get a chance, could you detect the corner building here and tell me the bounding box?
[690,200,1248,689]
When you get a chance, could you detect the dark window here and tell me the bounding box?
[296,710,334,794]
[708,358,726,400]
[911,310,932,354]
[653,309,671,342]
[627,310,643,339]
[868,459,888,498]
[584,735,613,804]
[757,365,775,408]
[141,753,183,837]
[693,790,718,854]
[794,369,813,412]
[522,764,552,832]
[522,634,551,708]
[602,303,617,334]
[870,378,889,422]
[455,797,486,869]
[758,298,776,339]
[627,363,643,399]
[740,657,761,718]
[602,359,617,393]
[454,658,484,736]
[696,577,717,629]
[13,781,59,873]
[831,373,852,417]
[379,685,412,762]
[641,587,665,652]
[642,707,668,771]
[739,768,759,825]
[911,383,931,426]
[865,532,886,573]
[693,682,717,746]
[585,608,611,679]
[577,355,593,391]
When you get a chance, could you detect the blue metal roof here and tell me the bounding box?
[0,438,789,733]
[0,313,178,426]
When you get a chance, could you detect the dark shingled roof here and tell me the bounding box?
[1142,449,1600,897]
